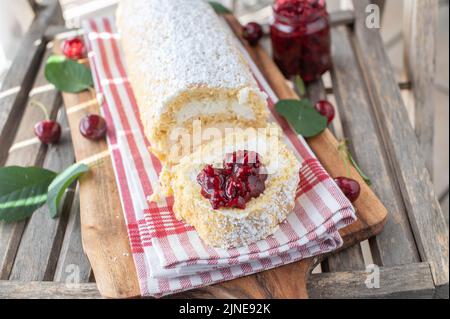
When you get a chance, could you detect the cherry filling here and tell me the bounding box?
[196,150,268,210]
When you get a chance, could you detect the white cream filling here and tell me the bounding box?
[175,89,258,124]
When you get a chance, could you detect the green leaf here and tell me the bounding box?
[0,167,57,222]
[47,163,89,218]
[208,1,232,14]
[45,55,93,93]
[275,99,328,138]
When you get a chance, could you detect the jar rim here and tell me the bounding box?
[272,1,327,25]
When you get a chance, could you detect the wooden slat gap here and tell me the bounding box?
[325,81,413,94]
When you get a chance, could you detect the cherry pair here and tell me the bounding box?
[35,114,107,145]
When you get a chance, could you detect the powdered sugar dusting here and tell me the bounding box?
[117,0,258,119]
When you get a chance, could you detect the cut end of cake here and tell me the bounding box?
[158,125,301,248]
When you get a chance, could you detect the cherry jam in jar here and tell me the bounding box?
[270,0,331,81]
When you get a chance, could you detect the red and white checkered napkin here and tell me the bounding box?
[83,17,356,297]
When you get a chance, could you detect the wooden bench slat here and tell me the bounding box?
[352,0,449,288]
[8,106,75,281]
[0,48,61,280]
[306,81,366,271]
[330,26,420,266]
[308,262,435,299]
[61,91,141,299]
[0,280,101,299]
[324,246,366,272]
[54,186,92,283]
[329,10,355,27]
[403,0,438,173]
[0,0,62,165]
[0,263,436,299]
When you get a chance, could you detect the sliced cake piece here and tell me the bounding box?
[117,0,268,164]
[158,126,301,248]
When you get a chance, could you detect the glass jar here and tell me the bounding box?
[270,0,331,81]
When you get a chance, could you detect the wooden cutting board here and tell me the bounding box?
[58,15,387,299]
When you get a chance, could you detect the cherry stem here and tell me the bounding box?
[87,158,104,169]
[338,139,351,178]
[87,86,96,97]
[77,58,89,64]
[294,75,307,99]
[30,99,50,120]
[338,140,372,185]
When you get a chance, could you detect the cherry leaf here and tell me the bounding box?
[0,167,57,222]
[275,99,328,138]
[45,55,93,93]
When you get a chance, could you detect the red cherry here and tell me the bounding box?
[62,37,86,60]
[314,100,335,125]
[243,22,264,46]
[334,177,361,203]
[34,120,62,144]
[197,150,266,210]
[79,114,107,140]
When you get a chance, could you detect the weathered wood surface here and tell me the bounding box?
[0,280,101,299]
[0,263,436,299]
[0,262,438,299]
[1,262,437,299]
[9,107,74,281]
[170,258,317,299]
[305,81,366,271]
[330,26,420,267]
[353,0,448,289]
[370,0,386,15]
[27,0,40,13]
[325,246,366,272]
[305,80,366,272]
[403,0,438,174]
[54,187,92,283]
[308,262,435,299]
[329,10,355,27]
[0,48,62,279]
[60,89,141,298]
[0,0,62,165]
